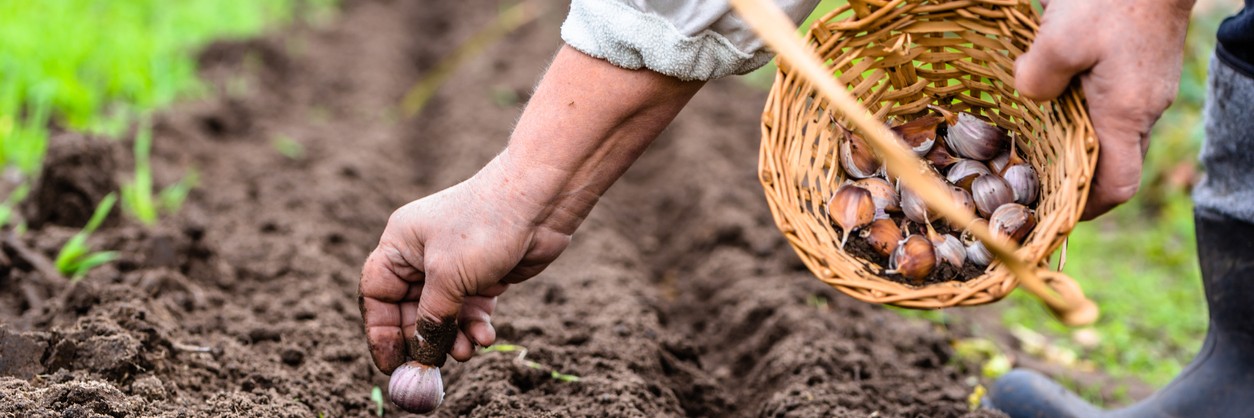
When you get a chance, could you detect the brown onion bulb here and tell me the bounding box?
[389,361,445,413]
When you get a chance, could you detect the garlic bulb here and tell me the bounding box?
[840,129,881,179]
[829,184,875,248]
[854,177,899,216]
[389,361,445,413]
[860,218,903,257]
[971,174,1014,217]
[1002,163,1040,205]
[888,235,936,283]
[945,112,1007,160]
[891,115,942,156]
[990,203,1037,243]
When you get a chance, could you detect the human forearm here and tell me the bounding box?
[484,45,705,234]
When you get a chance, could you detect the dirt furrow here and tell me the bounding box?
[0,1,1003,417]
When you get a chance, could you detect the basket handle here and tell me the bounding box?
[729,0,1098,326]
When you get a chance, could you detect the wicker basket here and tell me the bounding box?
[738,0,1100,323]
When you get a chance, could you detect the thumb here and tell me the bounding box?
[407,264,465,367]
[1014,1,1099,101]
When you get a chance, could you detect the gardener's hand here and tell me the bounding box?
[359,46,703,374]
[1016,0,1194,220]
[359,155,575,373]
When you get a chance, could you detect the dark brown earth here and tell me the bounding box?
[0,1,1008,416]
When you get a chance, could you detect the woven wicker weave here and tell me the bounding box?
[756,0,1099,311]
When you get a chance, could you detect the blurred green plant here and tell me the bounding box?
[370,385,385,417]
[0,0,333,177]
[54,192,118,281]
[121,122,199,226]
[271,134,306,160]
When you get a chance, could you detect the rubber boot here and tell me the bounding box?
[984,208,1254,418]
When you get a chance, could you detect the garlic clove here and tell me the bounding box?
[860,218,903,257]
[990,203,1038,243]
[1002,164,1040,205]
[925,140,961,168]
[840,129,881,179]
[987,150,1012,174]
[899,185,930,224]
[945,159,993,186]
[971,174,1014,217]
[946,186,977,230]
[944,112,1008,161]
[888,234,936,283]
[853,177,900,214]
[389,361,445,413]
[891,116,942,156]
[965,241,993,267]
[925,224,965,268]
[829,184,876,248]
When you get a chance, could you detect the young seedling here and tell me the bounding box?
[371,385,385,417]
[0,183,31,228]
[480,344,581,383]
[121,122,198,225]
[54,192,119,281]
[271,135,305,160]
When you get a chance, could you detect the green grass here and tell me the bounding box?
[0,0,332,179]
[54,192,119,280]
[120,121,199,225]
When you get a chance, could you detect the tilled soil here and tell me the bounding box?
[0,1,1005,417]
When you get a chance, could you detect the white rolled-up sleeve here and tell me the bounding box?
[561,0,821,81]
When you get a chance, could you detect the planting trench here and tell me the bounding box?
[0,1,1006,416]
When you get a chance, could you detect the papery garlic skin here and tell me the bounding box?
[389,361,445,414]
[830,184,876,248]
[854,177,900,214]
[889,235,936,282]
[946,112,1007,160]
[990,203,1038,243]
[1003,164,1040,205]
[861,218,903,257]
[840,131,881,179]
[972,175,1014,217]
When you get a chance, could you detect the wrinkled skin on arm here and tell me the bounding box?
[359,46,705,373]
